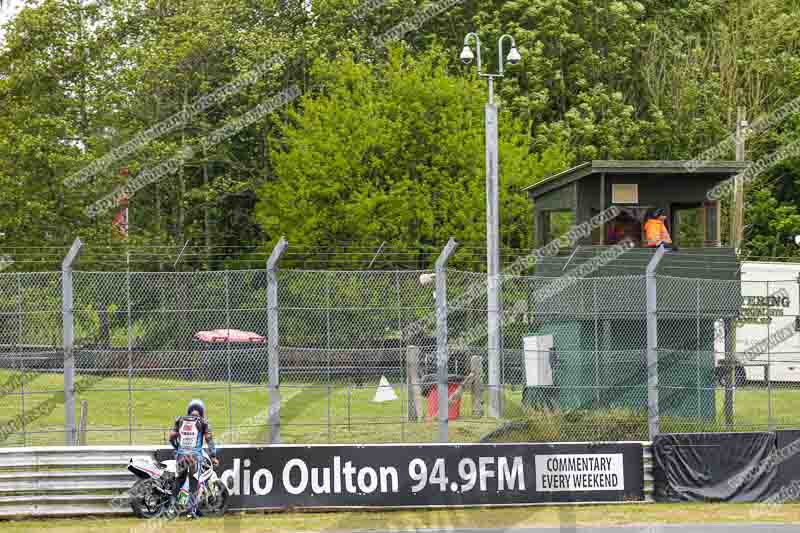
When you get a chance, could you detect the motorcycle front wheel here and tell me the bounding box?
[129,478,170,518]
[200,479,230,516]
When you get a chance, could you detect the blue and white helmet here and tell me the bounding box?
[187,399,205,417]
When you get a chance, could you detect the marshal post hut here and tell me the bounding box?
[516,160,748,423]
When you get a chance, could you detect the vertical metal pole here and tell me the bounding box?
[396,272,404,439]
[486,99,502,419]
[62,237,83,446]
[225,270,233,437]
[326,272,332,352]
[267,237,288,444]
[767,280,773,431]
[325,272,332,437]
[16,273,26,446]
[400,372,406,442]
[696,279,701,420]
[327,384,331,443]
[724,318,735,427]
[126,251,133,445]
[63,267,75,446]
[593,278,599,407]
[436,238,458,443]
[646,246,666,440]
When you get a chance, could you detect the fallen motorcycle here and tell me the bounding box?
[126,451,229,518]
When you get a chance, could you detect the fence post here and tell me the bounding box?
[225,270,233,438]
[767,279,773,432]
[16,273,27,446]
[62,237,83,446]
[645,246,665,440]
[435,238,458,443]
[267,237,288,444]
[126,251,133,445]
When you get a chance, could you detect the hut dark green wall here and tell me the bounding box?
[518,246,740,421]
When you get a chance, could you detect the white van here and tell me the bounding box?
[714,262,800,383]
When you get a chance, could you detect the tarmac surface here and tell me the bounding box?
[361,526,799,533]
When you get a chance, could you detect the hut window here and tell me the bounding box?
[546,210,575,243]
[612,183,638,204]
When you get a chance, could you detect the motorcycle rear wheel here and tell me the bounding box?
[129,478,169,518]
[200,479,230,516]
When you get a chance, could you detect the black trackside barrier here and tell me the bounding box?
[653,432,776,502]
[653,430,800,502]
[157,442,644,510]
[770,429,800,502]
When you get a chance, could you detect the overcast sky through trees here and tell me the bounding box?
[0,0,20,43]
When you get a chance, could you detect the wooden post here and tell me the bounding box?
[406,346,422,421]
[599,172,606,245]
[471,355,484,418]
[78,401,88,445]
[732,106,747,251]
[723,107,747,426]
[449,373,475,407]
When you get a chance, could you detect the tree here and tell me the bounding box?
[256,46,570,269]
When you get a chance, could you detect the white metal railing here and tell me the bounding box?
[0,445,159,517]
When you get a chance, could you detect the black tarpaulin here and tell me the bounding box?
[653,432,776,502]
[771,430,800,502]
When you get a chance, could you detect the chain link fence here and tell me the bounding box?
[1,245,799,447]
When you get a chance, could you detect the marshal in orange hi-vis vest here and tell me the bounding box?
[644,219,672,247]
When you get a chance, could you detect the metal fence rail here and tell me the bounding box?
[0,445,146,517]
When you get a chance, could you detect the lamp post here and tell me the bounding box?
[460,33,520,418]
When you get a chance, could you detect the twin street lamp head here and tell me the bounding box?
[459,42,521,65]
[460,33,521,73]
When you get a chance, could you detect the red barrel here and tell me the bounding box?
[426,383,462,420]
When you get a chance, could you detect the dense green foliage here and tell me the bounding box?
[1,0,800,268]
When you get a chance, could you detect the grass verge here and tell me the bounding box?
[2,503,800,532]
[3,368,800,446]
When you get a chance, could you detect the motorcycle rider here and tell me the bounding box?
[168,399,219,518]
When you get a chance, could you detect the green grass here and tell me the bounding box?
[716,385,800,429]
[0,370,521,446]
[3,503,800,532]
[4,369,800,446]
[0,370,271,446]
